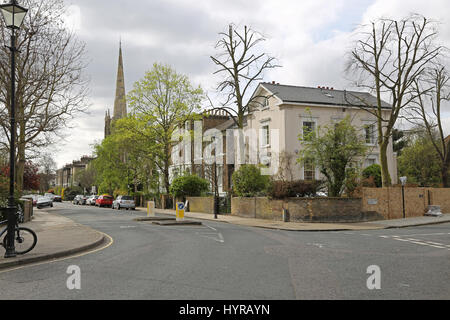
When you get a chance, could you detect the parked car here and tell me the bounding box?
[36,196,53,209]
[73,195,87,205]
[21,195,38,207]
[53,195,62,202]
[113,195,136,210]
[44,193,56,201]
[86,195,99,206]
[96,195,114,208]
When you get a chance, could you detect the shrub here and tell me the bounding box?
[170,174,209,198]
[344,168,359,197]
[232,165,270,197]
[63,186,83,201]
[362,164,382,187]
[268,180,324,199]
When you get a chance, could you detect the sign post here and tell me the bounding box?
[147,201,155,217]
[176,202,185,222]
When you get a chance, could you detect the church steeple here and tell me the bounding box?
[113,41,127,120]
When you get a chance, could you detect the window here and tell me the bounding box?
[365,124,376,144]
[303,121,316,141]
[262,97,269,109]
[304,159,315,181]
[261,125,270,146]
[365,158,376,168]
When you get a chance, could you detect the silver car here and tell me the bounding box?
[112,195,136,210]
[86,195,99,206]
[37,196,53,209]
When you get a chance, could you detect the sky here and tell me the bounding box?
[49,0,450,168]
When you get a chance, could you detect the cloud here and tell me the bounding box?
[50,0,450,167]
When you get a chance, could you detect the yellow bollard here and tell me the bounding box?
[176,202,185,222]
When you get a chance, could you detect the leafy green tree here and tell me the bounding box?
[362,164,382,188]
[232,165,270,197]
[169,174,209,198]
[398,133,442,186]
[297,116,368,197]
[93,135,125,195]
[93,116,160,196]
[127,63,203,193]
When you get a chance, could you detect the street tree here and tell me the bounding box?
[0,0,90,192]
[127,63,203,194]
[398,130,442,186]
[346,14,442,186]
[297,116,368,197]
[75,166,97,194]
[37,153,56,193]
[210,24,280,129]
[406,65,450,186]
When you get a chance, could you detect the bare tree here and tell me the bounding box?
[0,0,90,192]
[346,14,442,186]
[37,152,56,193]
[406,65,450,186]
[210,24,280,129]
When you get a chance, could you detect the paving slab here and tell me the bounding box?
[0,211,106,270]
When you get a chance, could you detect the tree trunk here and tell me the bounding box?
[442,163,449,188]
[379,140,392,187]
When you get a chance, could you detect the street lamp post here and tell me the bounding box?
[0,0,28,258]
[400,176,407,219]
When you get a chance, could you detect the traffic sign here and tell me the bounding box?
[176,202,185,221]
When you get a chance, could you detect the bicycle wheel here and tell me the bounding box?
[3,227,37,255]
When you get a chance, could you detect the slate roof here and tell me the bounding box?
[260,83,391,109]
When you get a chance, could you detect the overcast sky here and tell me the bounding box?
[50,0,450,168]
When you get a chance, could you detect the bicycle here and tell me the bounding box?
[0,206,37,255]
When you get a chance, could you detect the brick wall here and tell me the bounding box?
[186,197,214,214]
[361,187,450,219]
[231,197,382,222]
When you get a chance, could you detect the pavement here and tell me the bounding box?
[0,210,107,271]
[0,204,449,271]
[137,207,450,232]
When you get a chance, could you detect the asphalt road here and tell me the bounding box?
[0,202,449,300]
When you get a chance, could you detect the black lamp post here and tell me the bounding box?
[400,176,407,219]
[0,0,28,258]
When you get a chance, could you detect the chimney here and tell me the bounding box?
[272,81,275,84]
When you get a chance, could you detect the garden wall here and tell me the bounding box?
[186,196,214,214]
[231,197,383,223]
[361,187,450,220]
[188,187,450,223]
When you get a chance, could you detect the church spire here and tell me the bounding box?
[113,41,126,120]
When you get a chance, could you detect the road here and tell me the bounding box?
[0,202,449,300]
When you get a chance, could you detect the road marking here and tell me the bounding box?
[198,224,224,243]
[375,233,450,251]
[307,243,324,248]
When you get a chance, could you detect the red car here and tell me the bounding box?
[95,195,114,208]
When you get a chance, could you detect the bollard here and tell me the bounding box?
[176,202,185,222]
[147,201,155,217]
